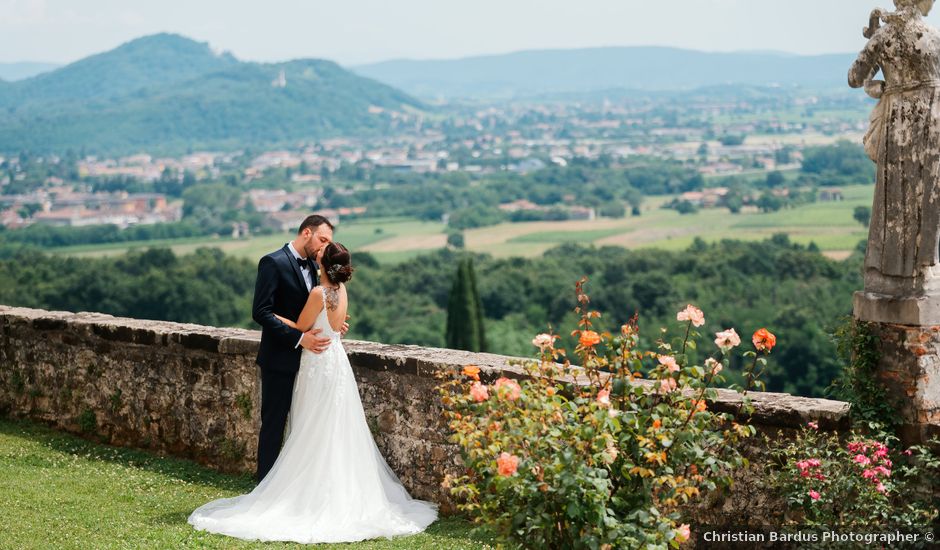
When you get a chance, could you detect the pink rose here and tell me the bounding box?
[469,382,489,402]
[903,449,913,456]
[658,355,680,372]
[806,459,820,468]
[807,421,819,430]
[862,469,877,480]
[875,482,887,494]
[494,377,521,401]
[809,490,820,501]
[847,442,867,453]
[853,454,871,466]
[658,377,678,394]
[675,524,691,543]
[677,305,705,327]
[874,465,891,477]
[714,328,741,350]
[596,388,611,407]
[496,452,519,476]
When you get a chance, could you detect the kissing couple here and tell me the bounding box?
[189,214,438,544]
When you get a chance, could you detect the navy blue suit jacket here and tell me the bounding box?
[251,244,318,373]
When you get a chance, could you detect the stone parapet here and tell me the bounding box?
[0,305,852,517]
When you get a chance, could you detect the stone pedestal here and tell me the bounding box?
[855,292,940,444]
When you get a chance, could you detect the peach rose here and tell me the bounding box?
[596,388,611,407]
[496,452,519,476]
[531,333,556,350]
[494,377,521,401]
[705,357,722,375]
[714,328,741,350]
[469,382,489,402]
[676,524,691,543]
[677,304,705,327]
[658,377,678,394]
[658,354,680,372]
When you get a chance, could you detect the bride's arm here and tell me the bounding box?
[274,314,297,329]
[295,287,325,332]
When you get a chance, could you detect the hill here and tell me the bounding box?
[0,34,424,155]
[353,46,856,99]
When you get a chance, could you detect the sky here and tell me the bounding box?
[4,0,940,66]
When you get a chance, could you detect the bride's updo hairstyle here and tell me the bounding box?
[321,242,354,284]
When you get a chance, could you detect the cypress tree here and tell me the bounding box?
[445,256,487,352]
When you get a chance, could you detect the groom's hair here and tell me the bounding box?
[298,214,334,234]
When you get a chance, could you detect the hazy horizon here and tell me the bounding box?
[3,0,939,67]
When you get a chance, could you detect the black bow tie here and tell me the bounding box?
[296,257,312,270]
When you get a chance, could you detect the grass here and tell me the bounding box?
[0,417,497,549]
[50,185,876,264]
[507,227,630,244]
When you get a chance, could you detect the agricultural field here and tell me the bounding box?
[52,185,874,264]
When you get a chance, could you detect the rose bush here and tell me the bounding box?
[439,278,775,549]
[767,422,939,529]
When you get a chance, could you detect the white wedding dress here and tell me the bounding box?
[188,304,439,543]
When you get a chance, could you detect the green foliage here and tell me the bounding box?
[447,231,465,249]
[235,393,253,421]
[853,205,871,227]
[448,205,505,230]
[766,425,938,528]
[0,246,255,328]
[440,281,762,549]
[0,237,859,398]
[830,318,899,433]
[801,141,874,183]
[0,222,211,248]
[446,257,487,352]
[78,408,96,434]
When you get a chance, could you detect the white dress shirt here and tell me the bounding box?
[287,242,314,348]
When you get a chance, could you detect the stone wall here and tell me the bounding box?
[0,305,852,519]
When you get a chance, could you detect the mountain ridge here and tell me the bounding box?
[0,34,424,155]
[353,46,857,99]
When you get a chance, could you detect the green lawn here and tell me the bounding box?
[0,417,496,549]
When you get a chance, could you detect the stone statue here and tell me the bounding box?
[850,0,940,323]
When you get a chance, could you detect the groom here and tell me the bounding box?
[251,214,346,481]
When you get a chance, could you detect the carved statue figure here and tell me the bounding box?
[849,0,940,297]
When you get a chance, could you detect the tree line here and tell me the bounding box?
[0,235,861,398]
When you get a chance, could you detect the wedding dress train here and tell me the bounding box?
[188,306,438,543]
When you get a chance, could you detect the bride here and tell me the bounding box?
[188,242,439,543]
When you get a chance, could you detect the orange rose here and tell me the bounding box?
[752,328,777,352]
[462,365,481,380]
[579,330,601,347]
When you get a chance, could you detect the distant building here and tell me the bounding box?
[819,188,844,202]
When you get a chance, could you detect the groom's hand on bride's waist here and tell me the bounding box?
[339,315,350,337]
[299,329,331,353]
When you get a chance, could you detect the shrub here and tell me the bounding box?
[766,423,938,528]
[440,278,772,549]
